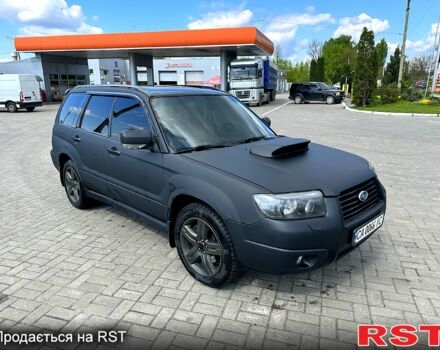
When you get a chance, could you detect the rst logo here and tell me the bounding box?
[358,325,440,347]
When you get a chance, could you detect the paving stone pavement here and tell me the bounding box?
[0,96,439,349]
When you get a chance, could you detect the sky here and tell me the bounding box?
[0,0,439,62]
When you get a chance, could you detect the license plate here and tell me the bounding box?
[353,214,384,245]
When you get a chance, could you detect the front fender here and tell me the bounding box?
[167,174,241,222]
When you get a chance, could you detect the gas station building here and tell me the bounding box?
[12,27,274,102]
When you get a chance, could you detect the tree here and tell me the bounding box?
[383,47,401,85]
[353,27,378,107]
[308,40,323,61]
[317,56,325,81]
[375,38,388,79]
[321,35,356,84]
[408,55,430,83]
[285,61,310,82]
[309,59,318,81]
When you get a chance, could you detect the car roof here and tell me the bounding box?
[70,84,227,97]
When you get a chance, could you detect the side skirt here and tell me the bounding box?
[86,189,168,233]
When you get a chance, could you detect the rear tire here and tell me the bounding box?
[326,95,335,104]
[175,202,242,287]
[6,102,17,113]
[26,107,35,112]
[62,160,92,209]
[294,95,303,104]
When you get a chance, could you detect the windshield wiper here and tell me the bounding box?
[175,144,229,154]
[229,135,268,145]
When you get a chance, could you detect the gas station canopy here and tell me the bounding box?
[14,27,274,58]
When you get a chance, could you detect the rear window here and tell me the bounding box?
[58,92,87,127]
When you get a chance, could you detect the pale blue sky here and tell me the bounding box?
[0,0,438,61]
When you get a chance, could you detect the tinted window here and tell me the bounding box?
[301,85,310,92]
[80,95,113,135]
[58,92,87,127]
[111,97,151,140]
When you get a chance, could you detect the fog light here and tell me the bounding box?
[296,256,304,265]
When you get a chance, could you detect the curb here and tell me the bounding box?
[341,101,440,117]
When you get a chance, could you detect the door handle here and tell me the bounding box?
[72,135,81,142]
[107,147,120,156]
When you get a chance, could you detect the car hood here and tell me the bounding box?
[182,137,374,196]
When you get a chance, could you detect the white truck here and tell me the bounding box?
[228,58,278,106]
[0,74,42,112]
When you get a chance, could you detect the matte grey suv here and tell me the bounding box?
[51,85,386,287]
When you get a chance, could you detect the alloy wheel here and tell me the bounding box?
[64,167,81,203]
[180,217,223,277]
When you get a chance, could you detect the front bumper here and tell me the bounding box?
[226,184,386,274]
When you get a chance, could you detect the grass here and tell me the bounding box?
[354,100,440,114]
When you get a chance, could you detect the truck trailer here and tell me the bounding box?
[228,58,278,106]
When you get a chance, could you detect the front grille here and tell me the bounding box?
[236,90,250,99]
[339,178,380,222]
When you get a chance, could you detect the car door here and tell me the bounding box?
[309,84,323,101]
[74,94,114,195]
[105,95,165,221]
[300,84,311,100]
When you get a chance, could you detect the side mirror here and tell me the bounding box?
[120,129,153,149]
[261,116,271,127]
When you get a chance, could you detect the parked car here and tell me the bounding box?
[289,82,345,104]
[0,74,43,112]
[51,85,386,287]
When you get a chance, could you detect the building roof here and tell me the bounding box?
[14,27,273,58]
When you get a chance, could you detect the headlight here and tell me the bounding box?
[335,92,340,96]
[368,161,376,173]
[253,191,326,219]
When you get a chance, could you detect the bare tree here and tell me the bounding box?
[408,55,431,82]
[308,40,323,60]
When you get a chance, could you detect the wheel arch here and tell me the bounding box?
[59,153,71,186]
[168,194,218,248]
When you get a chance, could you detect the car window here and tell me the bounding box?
[151,95,274,153]
[111,97,151,140]
[310,84,320,90]
[80,95,114,135]
[58,92,87,127]
[301,85,310,92]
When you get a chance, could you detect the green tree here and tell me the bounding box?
[375,38,388,79]
[309,59,318,81]
[316,56,325,81]
[353,27,378,106]
[383,47,401,85]
[321,35,356,84]
[286,61,310,82]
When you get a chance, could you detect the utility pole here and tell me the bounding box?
[431,18,440,93]
[397,0,411,91]
[425,17,440,97]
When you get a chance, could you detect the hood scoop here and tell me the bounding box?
[250,137,310,158]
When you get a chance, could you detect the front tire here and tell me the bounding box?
[175,202,241,287]
[6,102,17,113]
[62,160,91,209]
[326,95,335,104]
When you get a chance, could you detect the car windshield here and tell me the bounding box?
[230,66,258,80]
[150,95,275,153]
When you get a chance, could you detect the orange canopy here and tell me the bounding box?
[15,27,273,58]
